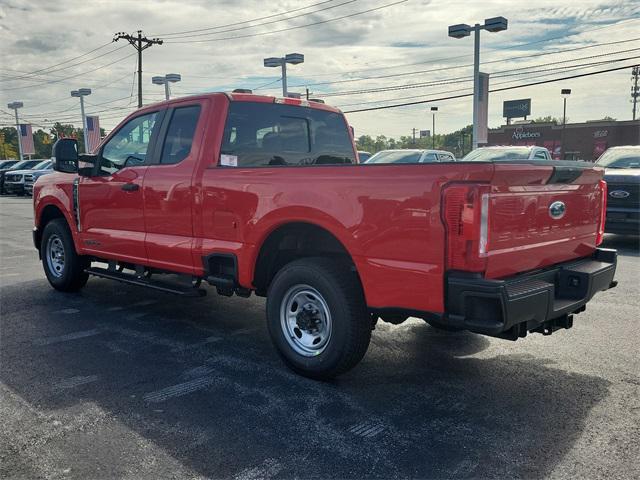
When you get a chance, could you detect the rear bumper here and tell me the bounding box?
[445,248,617,340]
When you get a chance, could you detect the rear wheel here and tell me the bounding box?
[266,257,371,380]
[41,218,89,292]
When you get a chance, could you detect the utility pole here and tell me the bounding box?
[632,66,639,121]
[114,30,163,108]
[412,128,417,146]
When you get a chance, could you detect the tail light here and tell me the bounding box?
[596,179,607,246]
[442,183,490,272]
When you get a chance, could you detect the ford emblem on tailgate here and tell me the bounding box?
[549,201,566,219]
[609,190,630,199]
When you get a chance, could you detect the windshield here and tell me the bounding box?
[8,160,39,170]
[596,148,640,169]
[0,160,18,169]
[33,160,52,170]
[463,147,531,161]
[365,151,423,164]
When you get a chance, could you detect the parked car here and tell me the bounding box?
[596,146,639,235]
[364,149,456,164]
[24,160,54,196]
[463,146,552,161]
[1,159,43,194]
[34,91,616,379]
[0,160,20,170]
[357,150,372,162]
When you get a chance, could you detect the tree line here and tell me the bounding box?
[0,123,105,160]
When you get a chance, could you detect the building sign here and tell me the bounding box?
[593,130,608,138]
[503,99,531,119]
[477,72,490,144]
[512,126,541,140]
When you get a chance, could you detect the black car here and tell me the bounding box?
[596,146,640,235]
[0,159,43,194]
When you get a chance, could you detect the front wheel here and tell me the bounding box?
[266,258,371,380]
[41,218,89,292]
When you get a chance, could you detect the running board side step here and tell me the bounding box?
[85,267,206,297]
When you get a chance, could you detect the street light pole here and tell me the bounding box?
[561,88,571,160]
[264,53,304,97]
[152,73,181,100]
[449,17,508,150]
[71,88,91,153]
[430,106,438,149]
[7,101,24,161]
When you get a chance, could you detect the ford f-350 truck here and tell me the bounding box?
[33,91,617,379]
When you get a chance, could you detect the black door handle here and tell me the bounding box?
[121,183,139,192]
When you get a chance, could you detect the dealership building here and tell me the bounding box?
[487,119,640,162]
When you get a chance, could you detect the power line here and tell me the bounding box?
[160,0,359,40]
[291,17,639,81]
[292,37,640,89]
[164,0,408,43]
[153,0,338,36]
[1,52,136,91]
[0,41,115,82]
[343,63,639,113]
[319,49,640,98]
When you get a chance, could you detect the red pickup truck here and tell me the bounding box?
[33,91,617,379]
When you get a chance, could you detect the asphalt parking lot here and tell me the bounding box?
[1,195,639,479]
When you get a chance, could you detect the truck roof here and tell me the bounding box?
[143,91,341,114]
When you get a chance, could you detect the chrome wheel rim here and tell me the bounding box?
[46,234,65,278]
[280,285,332,357]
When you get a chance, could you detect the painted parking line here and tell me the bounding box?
[53,308,80,314]
[233,458,283,480]
[348,421,386,438]
[33,328,102,346]
[54,375,99,390]
[143,376,217,403]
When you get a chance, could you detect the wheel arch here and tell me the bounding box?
[251,221,363,297]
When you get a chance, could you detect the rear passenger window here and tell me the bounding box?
[220,102,355,167]
[160,105,201,165]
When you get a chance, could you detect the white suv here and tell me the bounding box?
[462,146,552,161]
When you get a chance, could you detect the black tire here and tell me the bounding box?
[266,257,371,380]
[41,218,90,292]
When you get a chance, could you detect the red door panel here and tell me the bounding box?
[79,167,147,262]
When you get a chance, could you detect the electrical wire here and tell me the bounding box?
[289,17,640,82]
[153,0,339,36]
[159,0,359,40]
[343,63,639,113]
[164,0,408,44]
[295,37,640,89]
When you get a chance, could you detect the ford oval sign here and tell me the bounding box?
[609,190,630,199]
[549,201,566,219]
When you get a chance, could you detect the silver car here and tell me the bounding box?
[364,149,456,164]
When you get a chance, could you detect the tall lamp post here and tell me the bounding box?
[561,88,571,160]
[7,101,24,161]
[152,73,181,100]
[263,53,304,97]
[449,17,508,150]
[430,106,438,149]
[71,88,92,153]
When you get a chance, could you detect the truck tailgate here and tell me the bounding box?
[484,163,605,279]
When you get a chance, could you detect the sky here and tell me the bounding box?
[1,0,639,138]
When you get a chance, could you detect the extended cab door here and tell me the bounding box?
[78,109,164,263]
[142,101,205,274]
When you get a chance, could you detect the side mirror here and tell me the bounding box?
[52,138,78,173]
